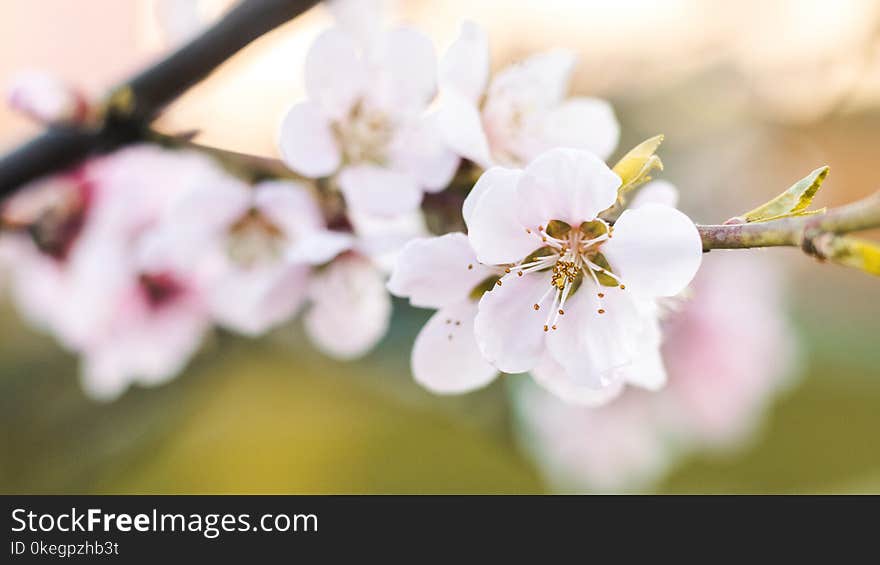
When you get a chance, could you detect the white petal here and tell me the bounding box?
[7,70,85,124]
[337,164,423,217]
[165,174,251,239]
[436,89,492,168]
[278,102,342,178]
[368,27,437,115]
[305,256,391,359]
[630,180,680,209]
[602,203,703,297]
[462,165,518,228]
[209,263,310,336]
[473,272,550,374]
[412,300,498,394]
[327,0,382,49]
[287,230,354,265]
[467,168,538,265]
[253,180,325,236]
[390,113,459,191]
[530,353,625,406]
[305,28,366,120]
[488,49,576,109]
[387,233,495,308]
[540,97,620,161]
[439,20,490,103]
[545,284,647,386]
[516,148,620,228]
[619,341,667,391]
[348,208,429,273]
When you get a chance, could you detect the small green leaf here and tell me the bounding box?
[742,166,829,223]
[611,135,664,195]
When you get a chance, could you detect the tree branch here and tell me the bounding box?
[697,192,880,268]
[0,0,320,196]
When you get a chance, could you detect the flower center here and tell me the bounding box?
[513,219,626,331]
[334,99,395,166]
[139,272,186,310]
[227,208,286,268]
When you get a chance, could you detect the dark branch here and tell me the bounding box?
[0,0,320,196]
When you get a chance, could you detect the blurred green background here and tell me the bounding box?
[1,0,880,493]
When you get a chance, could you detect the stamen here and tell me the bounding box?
[468,264,473,270]
[598,309,605,314]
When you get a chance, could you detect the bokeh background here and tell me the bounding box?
[1,0,879,493]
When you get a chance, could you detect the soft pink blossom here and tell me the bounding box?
[438,21,619,169]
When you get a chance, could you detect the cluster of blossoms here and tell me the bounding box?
[0,145,393,400]
[0,0,797,484]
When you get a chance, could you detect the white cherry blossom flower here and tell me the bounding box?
[438,21,620,169]
[466,148,702,404]
[387,232,500,393]
[278,25,457,218]
[159,176,353,336]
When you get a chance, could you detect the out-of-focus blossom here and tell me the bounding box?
[510,250,799,492]
[278,25,457,218]
[388,233,500,393]
[157,177,353,336]
[465,148,702,404]
[304,253,392,360]
[438,22,619,169]
[1,146,223,400]
[6,71,89,124]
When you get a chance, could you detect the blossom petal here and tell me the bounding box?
[436,89,492,168]
[369,27,437,114]
[390,113,459,192]
[348,209,428,273]
[439,20,490,103]
[338,164,423,217]
[602,203,703,297]
[473,272,550,373]
[327,0,382,49]
[467,169,537,265]
[253,180,325,236]
[412,300,498,394]
[545,284,647,386]
[462,166,517,228]
[530,353,625,406]
[516,148,621,228]
[541,97,620,161]
[489,49,575,109]
[630,179,679,209]
[305,256,391,359]
[305,28,366,120]
[209,263,310,336]
[287,230,354,265]
[387,233,495,308]
[278,102,342,178]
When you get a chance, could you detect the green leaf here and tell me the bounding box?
[741,166,829,223]
[611,135,664,195]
